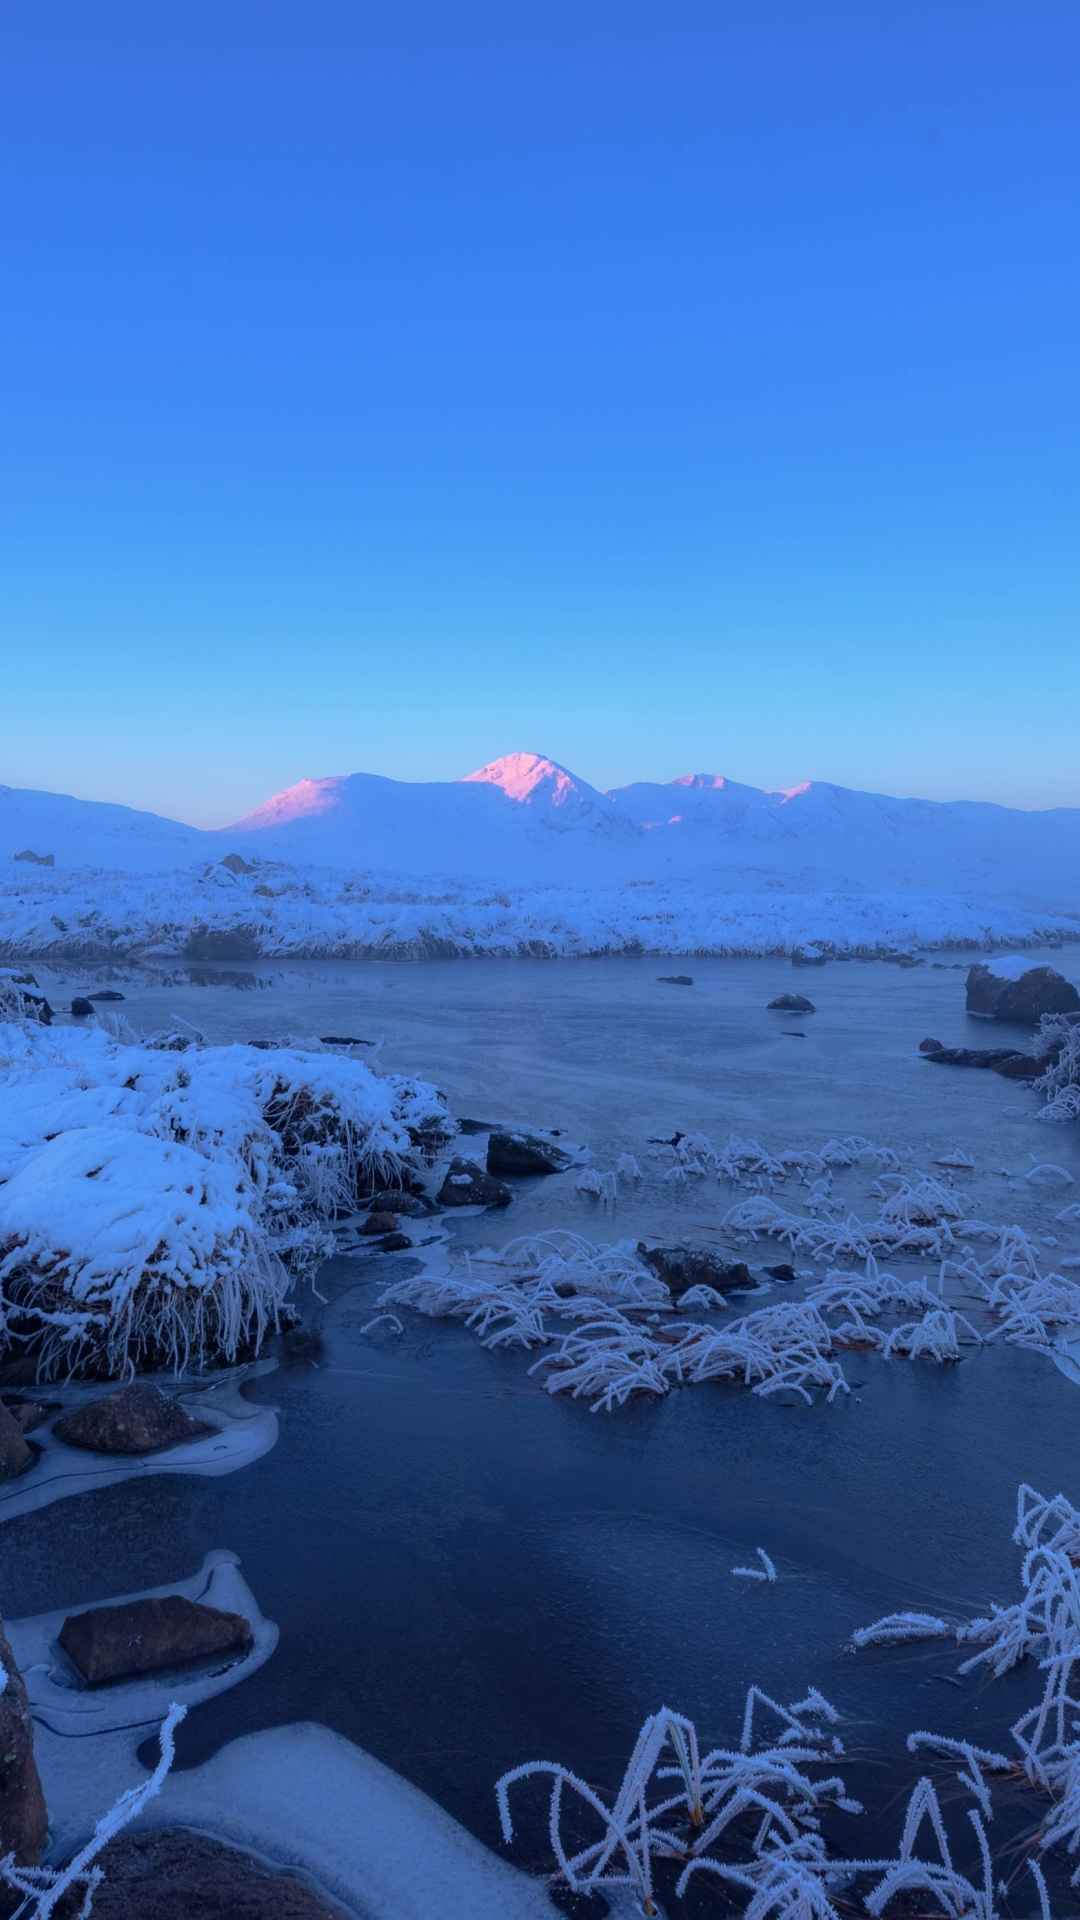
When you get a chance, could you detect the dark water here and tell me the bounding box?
[5,952,1080,1894]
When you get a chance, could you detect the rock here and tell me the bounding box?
[994,1055,1048,1079]
[0,1398,33,1479]
[925,1046,1026,1069]
[486,1131,570,1177]
[456,1117,495,1134]
[380,1232,412,1252]
[966,961,1080,1022]
[791,946,827,967]
[13,849,54,866]
[919,1037,944,1053]
[657,974,694,985]
[0,1614,48,1865]
[318,1035,375,1047]
[360,1211,400,1235]
[58,1594,252,1685]
[88,989,126,1002]
[219,852,256,874]
[639,1245,757,1295]
[368,1191,431,1217]
[436,1158,513,1208]
[1,1396,57,1435]
[765,1264,796,1283]
[53,1383,213,1455]
[70,996,95,1015]
[59,1826,347,1919]
[768,994,815,1012]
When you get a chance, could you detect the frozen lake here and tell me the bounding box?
[6,948,1080,1892]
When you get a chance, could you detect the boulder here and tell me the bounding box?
[966,961,1080,1023]
[58,1594,252,1685]
[765,1264,796,1283]
[768,994,815,1012]
[64,1827,347,1919]
[88,989,126,1002]
[1,1396,57,1435]
[919,1037,944,1053]
[367,1190,431,1217]
[925,1046,1025,1069]
[436,1158,512,1208]
[53,1383,213,1455]
[219,852,256,874]
[12,849,54,866]
[380,1232,413,1252]
[70,996,94,1015]
[486,1131,569,1178]
[657,974,694,985]
[994,1055,1048,1079]
[791,946,827,967]
[359,1211,400,1235]
[639,1245,757,1295]
[0,1614,48,1865]
[0,1398,33,1479]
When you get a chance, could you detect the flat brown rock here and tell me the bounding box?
[53,1828,346,1920]
[58,1595,252,1685]
[53,1382,213,1455]
[0,1614,48,1865]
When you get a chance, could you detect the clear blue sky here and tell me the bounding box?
[2,0,1078,826]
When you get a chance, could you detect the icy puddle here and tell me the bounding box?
[6,948,1080,1907]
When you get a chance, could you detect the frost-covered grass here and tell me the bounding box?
[0,859,1076,959]
[0,1016,452,1376]
[1036,1017,1080,1125]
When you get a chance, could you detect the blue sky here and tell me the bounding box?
[2,0,1078,826]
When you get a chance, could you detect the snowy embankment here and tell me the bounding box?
[1,861,1077,960]
[0,1015,452,1376]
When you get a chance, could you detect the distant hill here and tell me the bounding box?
[2,751,1079,913]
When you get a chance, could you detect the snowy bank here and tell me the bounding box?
[0,861,1077,961]
[0,1020,452,1376]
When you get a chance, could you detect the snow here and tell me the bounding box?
[0,858,1077,960]
[0,755,1078,917]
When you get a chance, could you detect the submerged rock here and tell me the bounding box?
[70,1827,347,1919]
[791,945,827,967]
[768,994,815,1012]
[0,1613,48,1865]
[58,1594,252,1685]
[54,1383,213,1455]
[924,1046,1026,1069]
[436,1158,513,1208]
[88,989,126,1002]
[657,974,694,985]
[486,1131,569,1177]
[0,1397,33,1479]
[966,961,1080,1022]
[639,1245,757,1295]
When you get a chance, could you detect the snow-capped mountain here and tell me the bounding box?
[2,754,1079,914]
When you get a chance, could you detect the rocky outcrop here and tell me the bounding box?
[219,852,256,874]
[924,1046,1026,1070]
[657,974,693,985]
[71,996,94,1015]
[0,1614,48,1865]
[919,1037,944,1053]
[486,1132,569,1177]
[58,1595,252,1685]
[768,994,815,1012]
[791,946,827,967]
[53,1384,213,1455]
[436,1159,513,1207]
[639,1245,757,1295]
[966,962,1080,1022]
[12,850,53,866]
[66,1828,346,1919]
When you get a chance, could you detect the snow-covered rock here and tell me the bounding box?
[966,960,1080,1021]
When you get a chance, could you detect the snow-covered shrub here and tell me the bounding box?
[1035,1015,1080,1124]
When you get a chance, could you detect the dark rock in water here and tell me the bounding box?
[436,1158,513,1208]
[768,994,815,1012]
[889,953,924,969]
[380,1232,413,1252]
[0,1614,48,1865]
[319,1035,374,1047]
[781,1031,805,1038]
[54,1383,213,1455]
[69,1827,347,1920]
[639,1245,757,1295]
[88,989,126,1001]
[70,996,95,1015]
[766,1264,797,1283]
[994,1055,1049,1079]
[966,961,1080,1022]
[13,849,54,866]
[456,1117,495,1135]
[58,1594,252,1685]
[0,1398,33,1479]
[919,1037,944,1053]
[360,1210,400,1235]
[1,1395,58,1435]
[487,1131,569,1177]
[925,1046,1025,1069]
[792,946,827,967]
[657,974,694,985]
[368,1190,431,1217]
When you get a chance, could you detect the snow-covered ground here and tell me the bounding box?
[1,860,1077,961]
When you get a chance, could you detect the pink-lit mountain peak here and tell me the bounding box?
[232,775,349,830]
[461,752,604,811]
